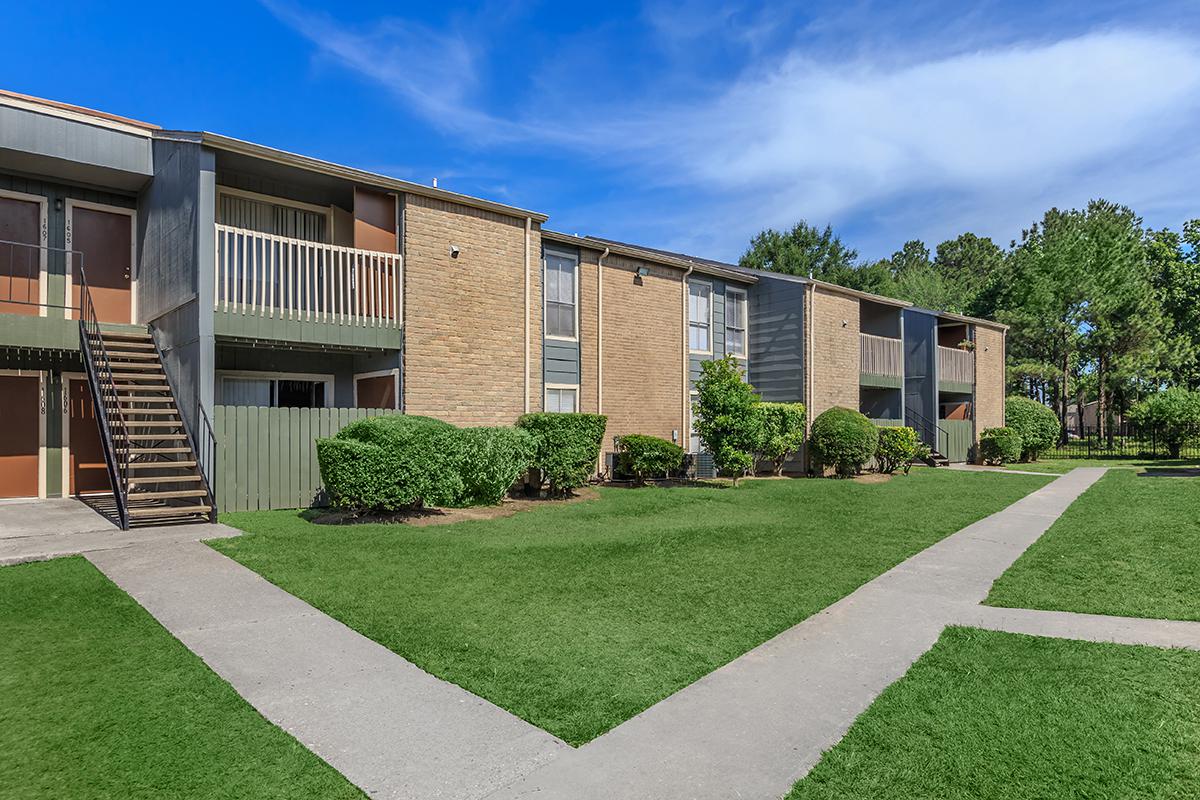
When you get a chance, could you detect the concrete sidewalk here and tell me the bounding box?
[485,468,1107,800]
[86,540,566,800]
[958,604,1200,651]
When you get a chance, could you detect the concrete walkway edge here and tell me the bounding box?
[956,604,1200,651]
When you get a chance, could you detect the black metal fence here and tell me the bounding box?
[1052,422,1200,460]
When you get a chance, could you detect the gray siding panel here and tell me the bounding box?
[0,105,152,188]
[748,275,804,403]
[138,138,201,321]
[903,309,938,447]
[543,338,580,386]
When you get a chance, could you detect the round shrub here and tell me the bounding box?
[1005,396,1060,461]
[454,426,536,506]
[317,414,465,512]
[758,402,807,475]
[810,407,879,478]
[616,434,684,484]
[875,425,921,474]
[517,412,608,496]
[979,426,1022,465]
[1129,387,1200,457]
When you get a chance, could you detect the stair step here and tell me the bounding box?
[127,460,197,469]
[117,420,183,428]
[128,475,202,486]
[107,351,160,360]
[117,433,190,441]
[108,363,163,372]
[127,505,212,519]
[130,489,210,500]
[110,372,165,380]
[114,384,170,391]
[100,331,152,341]
[116,397,176,404]
[103,341,156,350]
[121,447,194,455]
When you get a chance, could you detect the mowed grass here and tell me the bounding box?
[787,627,1200,800]
[1000,456,1200,474]
[986,469,1200,620]
[0,558,363,800]
[214,469,1049,745]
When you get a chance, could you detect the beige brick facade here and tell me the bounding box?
[401,194,541,426]
[974,325,1006,434]
[808,287,861,419]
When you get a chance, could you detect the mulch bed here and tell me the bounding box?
[308,487,600,527]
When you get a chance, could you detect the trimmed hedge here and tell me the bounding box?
[455,426,536,506]
[317,415,465,512]
[1005,396,1059,461]
[980,426,1022,465]
[810,407,879,477]
[758,402,807,475]
[875,425,922,475]
[517,412,608,495]
[617,434,684,484]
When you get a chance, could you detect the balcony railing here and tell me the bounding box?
[214,224,402,327]
[938,345,974,385]
[860,332,903,377]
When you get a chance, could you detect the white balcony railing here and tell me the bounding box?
[214,224,402,327]
[938,345,974,385]
[860,332,903,377]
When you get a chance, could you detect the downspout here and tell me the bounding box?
[524,216,531,414]
[804,282,815,472]
[597,247,609,414]
[682,263,695,446]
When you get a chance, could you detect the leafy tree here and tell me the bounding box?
[934,233,1005,309]
[1128,387,1200,457]
[693,356,764,485]
[740,221,858,280]
[757,402,806,475]
[1147,222,1200,389]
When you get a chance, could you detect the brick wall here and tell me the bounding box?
[402,194,540,426]
[974,325,1006,435]
[809,287,861,419]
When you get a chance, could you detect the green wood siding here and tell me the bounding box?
[213,405,390,512]
[860,372,903,389]
[213,308,402,349]
[0,315,142,351]
[938,419,974,463]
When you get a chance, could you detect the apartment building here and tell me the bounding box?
[0,91,1006,525]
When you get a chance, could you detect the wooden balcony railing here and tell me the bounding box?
[214,224,402,327]
[938,345,974,385]
[860,332,903,377]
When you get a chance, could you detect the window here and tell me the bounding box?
[546,387,578,413]
[689,282,711,352]
[545,252,578,339]
[217,372,332,408]
[725,288,747,357]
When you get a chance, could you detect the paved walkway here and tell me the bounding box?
[484,467,1108,800]
[86,541,566,800]
[944,463,1060,476]
[0,497,240,565]
[958,604,1200,651]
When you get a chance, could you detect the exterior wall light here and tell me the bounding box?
[449,245,460,258]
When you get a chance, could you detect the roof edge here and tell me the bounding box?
[542,229,756,283]
[0,89,159,135]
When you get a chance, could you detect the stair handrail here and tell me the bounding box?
[148,325,219,523]
[77,261,131,530]
[904,404,949,453]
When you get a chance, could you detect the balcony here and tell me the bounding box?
[860,332,903,386]
[937,345,974,387]
[213,224,403,349]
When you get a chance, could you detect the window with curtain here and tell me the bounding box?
[689,282,711,352]
[546,387,578,413]
[218,375,329,408]
[218,193,328,243]
[725,288,747,356]
[545,253,577,338]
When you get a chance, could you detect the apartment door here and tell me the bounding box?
[0,193,44,315]
[68,202,134,323]
[0,373,40,498]
[66,377,110,495]
[354,369,398,409]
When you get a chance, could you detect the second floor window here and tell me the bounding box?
[725,288,747,357]
[689,282,711,352]
[545,253,577,339]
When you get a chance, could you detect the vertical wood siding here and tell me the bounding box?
[213,405,389,512]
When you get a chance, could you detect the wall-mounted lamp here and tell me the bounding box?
[449,245,460,259]
[634,265,650,285]
[841,319,848,327]
[54,199,63,212]
[671,429,678,443]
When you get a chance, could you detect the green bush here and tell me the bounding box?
[317,414,464,512]
[979,426,1022,465]
[454,426,536,506]
[757,402,807,475]
[616,434,684,484]
[810,407,879,477]
[693,356,764,484]
[1005,396,1060,461]
[517,412,608,495]
[875,426,921,474]
[1129,387,1200,457]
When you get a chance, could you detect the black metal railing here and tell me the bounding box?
[0,238,77,312]
[1053,422,1200,460]
[905,405,948,454]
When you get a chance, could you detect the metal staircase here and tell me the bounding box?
[905,406,951,467]
[78,270,216,529]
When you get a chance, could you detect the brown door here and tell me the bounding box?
[71,206,132,324]
[0,196,42,316]
[355,373,396,409]
[68,378,111,495]
[0,374,40,498]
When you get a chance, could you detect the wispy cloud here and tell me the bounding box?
[266,1,1200,258]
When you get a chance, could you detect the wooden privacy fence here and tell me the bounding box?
[937,419,974,463]
[213,405,391,512]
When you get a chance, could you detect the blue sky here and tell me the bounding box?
[4,1,1199,261]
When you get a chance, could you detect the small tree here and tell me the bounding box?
[694,356,764,486]
[757,402,807,475]
[875,426,921,475]
[1129,387,1200,457]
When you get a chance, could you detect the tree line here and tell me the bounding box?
[739,201,1200,441]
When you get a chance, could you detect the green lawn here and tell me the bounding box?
[0,558,363,800]
[999,456,1200,474]
[214,469,1049,745]
[788,627,1200,800]
[986,469,1200,620]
